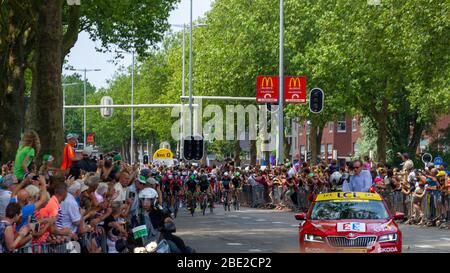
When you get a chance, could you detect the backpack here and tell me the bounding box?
[0,220,12,253]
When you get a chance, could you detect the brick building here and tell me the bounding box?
[289,114,450,163]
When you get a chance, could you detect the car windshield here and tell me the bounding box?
[310,200,389,220]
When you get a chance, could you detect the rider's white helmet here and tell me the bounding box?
[138,188,158,199]
[224,172,229,176]
[330,171,342,185]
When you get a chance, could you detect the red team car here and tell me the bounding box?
[295,192,404,253]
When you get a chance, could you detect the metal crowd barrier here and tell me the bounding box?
[238,181,450,225]
[79,227,107,253]
[15,241,80,253]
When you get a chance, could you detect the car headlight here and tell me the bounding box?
[379,233,397,243]
[304,234,324,243]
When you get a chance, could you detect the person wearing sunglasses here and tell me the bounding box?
[342,160,373,192]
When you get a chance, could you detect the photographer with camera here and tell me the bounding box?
[397,152,414,172]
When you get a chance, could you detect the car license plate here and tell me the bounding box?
[337,222,366,232]
[340,248,367,253]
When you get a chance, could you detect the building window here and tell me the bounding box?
[352,118,357,132]
[299,124,303,136]
[300,145,305,154]
[353,142,359,154]
[329,122,333,133]
[321,144,325,154]
[327,144,332,154]
[420,139,429,152]
[337,115,346,133]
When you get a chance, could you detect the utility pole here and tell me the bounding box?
[69,68,101,148]
[277,0,285,165]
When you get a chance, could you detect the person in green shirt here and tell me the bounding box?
[13,130,41,181]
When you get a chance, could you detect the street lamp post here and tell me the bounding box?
[131,50,135,164]
[189,0,194,138]
[62,82,82,129]
[172,21,207,158]
[68,68,101,148]
[277,0,285,165]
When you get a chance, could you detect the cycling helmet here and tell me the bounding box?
[189,174,196,180]
[168,175,173,179]
[234,172,240,177]
[330,171,342,185]
[137,175,147,184]
[140,169,151,178]
[139,188,158,199]
[224,172,229,176]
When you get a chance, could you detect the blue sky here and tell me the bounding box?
[64,0,214,89]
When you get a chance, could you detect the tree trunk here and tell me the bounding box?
[0,29,27,163]
[310,120,318,166]
[250,139,257,166]
[28,0,64,166]
[376,99,388,163]
[0,7,32,164]
[316,122,324,160]
[133,139,139,163]
[234,140,241,167]
[408,118,425,156]
[283,131,291,162]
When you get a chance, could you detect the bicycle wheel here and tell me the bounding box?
[190,198,195,216]
[174,198,179,218]
[202,196,207,215]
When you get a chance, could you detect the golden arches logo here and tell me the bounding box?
[289,77,302,89]
[261,77,274,88]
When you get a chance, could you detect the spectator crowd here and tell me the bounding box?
[1,130,449,253]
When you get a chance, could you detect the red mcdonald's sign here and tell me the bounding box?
[87,133,95,144]
[284,76,306,104]
[256,76,279,103]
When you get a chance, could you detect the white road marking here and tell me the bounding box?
[227,243,244,246]
[241,217,251,219]
[291,224,299,227]
[255,219,266,222]
[271,222,285,224]
[440,238,450,241]
[249,249,262,252]
[227,215,238,217]
[415,245,434,248]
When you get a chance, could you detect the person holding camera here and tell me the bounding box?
[0,203,36,253]
[397,152,414,172]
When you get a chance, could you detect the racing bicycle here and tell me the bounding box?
[223,189,231,211]
[200,191,208,215]
[188,192,197,216]
[231,188,240,211]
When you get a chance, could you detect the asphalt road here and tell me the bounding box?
[174,204,450,253]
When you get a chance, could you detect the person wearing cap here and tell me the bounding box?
[127,175,147,227]
[13,130,41,181]
[75,146,97,178]
[146,177,163,206]
[61,133,80,175]
[397,152,414,172]
[0,174,18,220]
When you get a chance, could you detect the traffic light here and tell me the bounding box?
[183,136,204,161]
[183,138,194,160]
[193,138,204,160]
[309,88,324,113]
